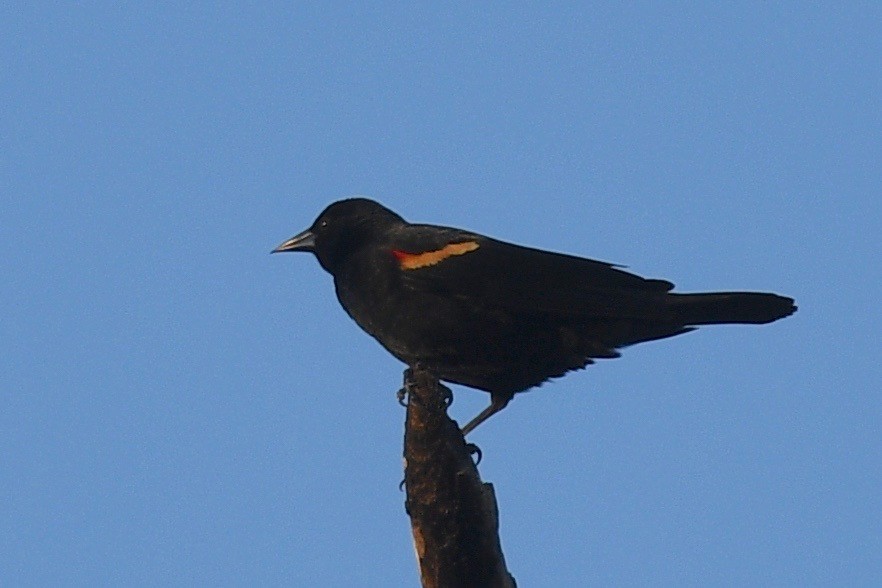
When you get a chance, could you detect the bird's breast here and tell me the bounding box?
[333,255,493,363]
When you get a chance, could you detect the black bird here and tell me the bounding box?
[273,198,796,435]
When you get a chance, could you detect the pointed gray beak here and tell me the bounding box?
[272,229,316,253]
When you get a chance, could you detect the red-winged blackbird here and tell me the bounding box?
[273,198,796,435]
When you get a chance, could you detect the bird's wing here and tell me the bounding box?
[389,224,673,319]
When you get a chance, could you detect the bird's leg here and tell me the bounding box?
[460,394,513,436]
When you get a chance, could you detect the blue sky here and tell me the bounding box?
[3,3,880,586]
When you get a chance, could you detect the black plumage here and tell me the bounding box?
[274,198,796,434]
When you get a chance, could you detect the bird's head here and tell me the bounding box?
[272,198,405,274]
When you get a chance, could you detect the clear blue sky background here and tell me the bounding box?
[3,3,880,586]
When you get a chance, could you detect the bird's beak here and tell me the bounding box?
[272,229,316,253]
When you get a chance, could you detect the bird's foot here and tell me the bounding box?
[438,381,453,408]
[397,367,415,407]
[466,442,483,465]
[399,366,452,409]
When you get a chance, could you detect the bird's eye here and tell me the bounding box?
[319,219,329,229]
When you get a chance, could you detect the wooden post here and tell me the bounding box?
[402,367,516,588]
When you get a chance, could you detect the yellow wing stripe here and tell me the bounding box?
[393,241,480,270]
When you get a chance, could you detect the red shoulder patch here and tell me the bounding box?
[392,241,480,270]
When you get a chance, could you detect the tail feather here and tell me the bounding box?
[667,292,797,326]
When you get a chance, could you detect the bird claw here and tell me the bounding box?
[439,382,453,408]
[466,442,482,465]
[399,367,453,410]
[397,367,416,407]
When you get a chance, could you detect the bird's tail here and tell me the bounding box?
[667,292,796,326]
